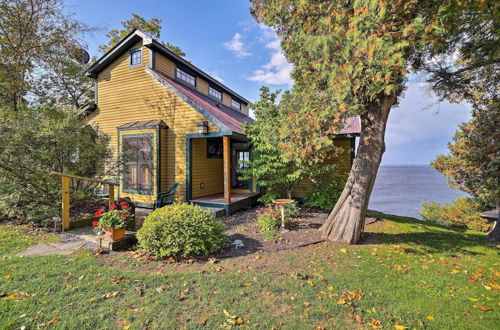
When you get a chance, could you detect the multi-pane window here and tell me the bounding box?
[208,87,222,100]
[175,68,196,86]
[122,135,153,193]
[231,99,241,110]
[130,49,141,66]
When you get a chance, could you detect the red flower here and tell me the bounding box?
[91,220,99,227]
[119,201,126,205]
[110,204,116,210]
[121,214,128,220]
[94,210,103,217]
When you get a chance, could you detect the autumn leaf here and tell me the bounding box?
[327,286,334,291]
[449,269,460,274]
[340,248,348,253]
[337,299,346,305]
[394,324,408,329]
[469,298,479,302]
[135,287,143,297]
[368,318,382,328]
[426,315,435,321]
[199,318,208,326]
[473,305,491,311]
[4,273,11,279]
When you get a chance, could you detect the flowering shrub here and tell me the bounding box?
[93,201,132,230]
[256,202,300,241]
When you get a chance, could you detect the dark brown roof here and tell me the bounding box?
[117,119,167,129]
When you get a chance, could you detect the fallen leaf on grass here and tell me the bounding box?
[337,299,346,305]
[425,315,435,321]
[394,324,408,329]
[340,248,348,253]
[177,288,190,301]
[111,277,125,284]
[135,287,143,297]
[101,291,119,299]
[368,318,382,328]
[38,317,60,328]
[4,273,11,279]
[473,305,491,311]
[449,269,460,274]
[345,312,364,324]
[469,298,479,302]
[199,318,208,325]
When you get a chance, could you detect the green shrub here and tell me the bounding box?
[256,202,299,241]
[420,198,490,232]
[137,203,228,257]
[305,173,347,210]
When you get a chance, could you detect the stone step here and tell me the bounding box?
[201,207,225,218]
[63,227,137,251]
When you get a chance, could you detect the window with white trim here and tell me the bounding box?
[208,87,222,101]
[231,99,241,110]
[130,49,142,66]
[175,67,196,86]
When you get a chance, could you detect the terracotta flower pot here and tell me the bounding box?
[102,227,125,241]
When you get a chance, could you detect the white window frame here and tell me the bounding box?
[175,67,196,87]
[129,48,142,66]
[231,99,241,111]
[208,86,222,101]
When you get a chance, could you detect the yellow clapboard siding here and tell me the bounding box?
[292,138,353,198]
[196,77,209,95]
[191,138,224,198]
[90,41,219,205]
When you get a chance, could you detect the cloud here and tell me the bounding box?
[382,83,471,165]
[247,28,294,85]
[223,33,251,58]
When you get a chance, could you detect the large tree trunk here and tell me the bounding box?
[320,93,397,244]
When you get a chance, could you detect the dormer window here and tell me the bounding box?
[231,99,241,111]
[175,67,195,86]
[130,48,142,66]
[208,86,222,101]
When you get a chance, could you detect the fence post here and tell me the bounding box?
[61,175,70,231]
[108,184,115,208]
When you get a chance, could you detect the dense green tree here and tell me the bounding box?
[242,87,306,200]
[432,103,499,209]
[251,0,444,243]
[98,14,185,57]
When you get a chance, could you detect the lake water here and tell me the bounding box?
[369,165,468,219]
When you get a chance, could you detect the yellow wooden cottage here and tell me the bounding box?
[82,29,360,214]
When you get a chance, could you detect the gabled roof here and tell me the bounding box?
[339,117,361,135]
[87,29,250,104]
[147,68,253,134]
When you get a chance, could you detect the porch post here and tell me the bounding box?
[223,136,231,204]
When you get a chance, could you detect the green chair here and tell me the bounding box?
[153,183,179,210]
[93,178,116,198]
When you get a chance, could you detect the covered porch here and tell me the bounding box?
[186,133,259,215]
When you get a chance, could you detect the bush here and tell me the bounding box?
[420,198,490,232]
[137,203,227,258]
[256,202,299,241]
[305,173,347,210]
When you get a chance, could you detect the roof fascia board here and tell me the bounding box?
[87,29,153,78]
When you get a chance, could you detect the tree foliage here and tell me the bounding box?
[432,104,499,209]
[98,14,186,57]
[0,105,117,225]
[0,0,94,109]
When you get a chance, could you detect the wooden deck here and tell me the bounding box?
[190,192,258,204]
[190,192,260,215]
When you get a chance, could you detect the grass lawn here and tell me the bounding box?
[1,212,499,329]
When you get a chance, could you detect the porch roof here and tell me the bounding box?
[150,69,254,134]
[117,119,167,129]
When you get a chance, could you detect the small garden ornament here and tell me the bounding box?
[272,199,294,233]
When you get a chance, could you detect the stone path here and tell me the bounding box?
[16,233,99,257]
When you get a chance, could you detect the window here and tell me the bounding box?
[130,49,142,66]
[175,67,196,86]
[122,135,153,193]
[231,99,241,110]
[208,86,222,101]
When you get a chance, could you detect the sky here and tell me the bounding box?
[67,0,471,165]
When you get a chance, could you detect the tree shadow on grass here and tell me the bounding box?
[367,210,497,255]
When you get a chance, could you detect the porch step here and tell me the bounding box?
[201,206,225,218]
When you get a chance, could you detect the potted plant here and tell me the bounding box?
[93,202,132,241]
